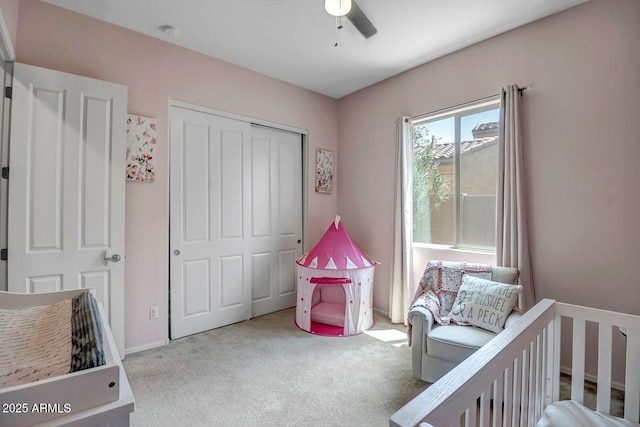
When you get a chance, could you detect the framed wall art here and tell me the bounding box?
[126,114,157,182]
[315,148,333,193]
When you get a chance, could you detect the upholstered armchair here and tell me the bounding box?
[409,261,521,383]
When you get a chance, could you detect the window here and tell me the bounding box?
[411,97,500,251]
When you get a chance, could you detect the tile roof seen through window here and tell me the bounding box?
[471,121,500,138]
[431,137,498,162]
[427,122,499,162]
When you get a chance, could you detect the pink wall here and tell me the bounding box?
[337,0,640,381]
[14,0,338,351]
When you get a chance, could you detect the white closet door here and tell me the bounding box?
[169,106,302,339]
[8,63,127,356]
[170,106,252,339]
[250,125,302,317]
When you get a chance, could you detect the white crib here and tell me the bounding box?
[391,299,640,427]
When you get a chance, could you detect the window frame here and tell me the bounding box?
[409,95,501,252]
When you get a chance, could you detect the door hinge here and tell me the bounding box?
[4,86,11,99]
[0,249,6,261]
[1,167,8,179]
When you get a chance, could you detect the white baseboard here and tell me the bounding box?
[125,339,169,356]
[560,366,625,392]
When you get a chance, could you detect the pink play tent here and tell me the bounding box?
[295,216,377,336]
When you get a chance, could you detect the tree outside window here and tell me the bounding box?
[412,125,449,244]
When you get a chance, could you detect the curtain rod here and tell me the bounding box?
[518,84,533,96]
[407,84,533,123]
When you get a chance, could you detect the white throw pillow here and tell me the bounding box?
[449,275,522,334]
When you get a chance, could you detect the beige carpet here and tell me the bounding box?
[123,308,429,427]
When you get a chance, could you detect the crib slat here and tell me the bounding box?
[465,401,477,427]
[534,332,542,420]
[523,339,536,427]
[625,330,640,422]
[512,356,521,426]
[552,313,561,403]
[539,328,549,419]
[530,336,540,426]
[492,376,503,427]
[597,323,612,414]
[504,365,513,427]
[571,318,586,404]
[529,340,536,426]
[520,346,529,426]
[480,387,491,426]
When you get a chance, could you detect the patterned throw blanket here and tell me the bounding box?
[408,261,492,346]
[0,291,105,388]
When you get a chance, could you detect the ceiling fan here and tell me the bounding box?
[325,0,378,40]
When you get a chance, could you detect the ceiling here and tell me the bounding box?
[42,0,587,99]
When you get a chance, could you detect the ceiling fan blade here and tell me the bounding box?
[346,0,378,39]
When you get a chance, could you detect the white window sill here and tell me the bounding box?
[412,243,495,256]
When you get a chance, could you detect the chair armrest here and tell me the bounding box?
[408,305,435,334]
[408,306,435,379]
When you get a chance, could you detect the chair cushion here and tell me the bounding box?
[427,323,496,363]
[311,302,345,327]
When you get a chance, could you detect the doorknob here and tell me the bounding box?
[104,250,122,266]
[105,254,121,262]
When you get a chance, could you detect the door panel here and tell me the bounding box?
[183,258,210,317]
[278,141,300,235]
[29,87,63,252]
[251,138,271,237]
[183,123,210,242]
[8,63,127,356]
[220,134,244,239]
[170,106,302,338]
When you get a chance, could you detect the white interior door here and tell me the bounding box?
[169,106,302,339]
[7,63,127,356]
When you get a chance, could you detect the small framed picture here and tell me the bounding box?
[315,148,333,193]
[126,114,157,182]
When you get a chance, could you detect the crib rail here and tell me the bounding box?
[390,299,640,427]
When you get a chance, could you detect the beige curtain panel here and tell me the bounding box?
[497,85,535,311]
[390,116,413,324]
